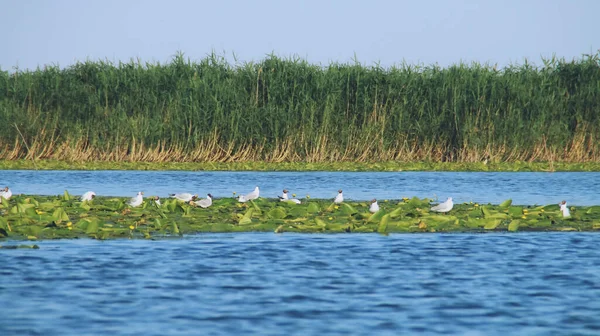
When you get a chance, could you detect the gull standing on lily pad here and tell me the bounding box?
[128,192,144,207]
[278,189,290,201]
[369,199,379,213]
[81,191,96,202]
[279,190,301,204]
[334,190,344,204]
[431,197,453,214]
[0,186,12,202]
[170,193,198,202]
[191,194,213,208]
[560,200,570,218]
[238,187,259,202]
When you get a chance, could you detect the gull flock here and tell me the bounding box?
[0,185,573,218]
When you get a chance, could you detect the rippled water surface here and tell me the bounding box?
[2,233,600,335]
[1,170,600,205]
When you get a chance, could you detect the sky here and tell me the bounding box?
[1,0,599,71]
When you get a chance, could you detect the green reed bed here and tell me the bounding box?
[1,192,599,241]
[1,52,599,163]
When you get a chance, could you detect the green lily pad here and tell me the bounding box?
[378,214,389,234]
[267,207,287,219]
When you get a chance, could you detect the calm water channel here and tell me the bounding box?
[1,170,599,205]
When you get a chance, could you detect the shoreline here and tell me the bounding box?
[1,160,600,172]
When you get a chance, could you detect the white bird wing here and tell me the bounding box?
[128,195,141,205]
[431,200,451,212]
[172,193,193,201]
[197,198,212,208]
[245,189,259,200]
[81,191,94,201]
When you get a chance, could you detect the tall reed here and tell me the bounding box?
[1,51,599,163]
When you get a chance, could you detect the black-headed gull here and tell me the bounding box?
[369,199,379,213]
[0,186,12,202]
[81,191,96,202]
[278,189,301,204]
[559,200,570,218]
[430,197,453,213]
[170,193,198,202]
[278,189,289,201]
[128,192,144,207]
[238,187,259,202]
[334,190,344,204]
[191,194,213,208]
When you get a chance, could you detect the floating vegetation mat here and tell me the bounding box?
[1,192,599,241]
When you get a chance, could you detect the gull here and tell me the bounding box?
[0,186,12,202]
[152,196,161,206]
[81,191,96,202]
[170,193,198,202]
[238,186,259,202]
[431,197,453,214]
[278,189,290,201]
[191,194,213,208]
[334,190,344,204]
[559,200,570,218]
[369,199,379,213]
[128,192,144,207]
[279,190,301,204]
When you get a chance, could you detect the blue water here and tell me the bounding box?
[1,170,600,205]
[2,233,600,335]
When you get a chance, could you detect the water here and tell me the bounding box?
[2,170,600,334]
[1,170,600,205]
[2,233,600,335]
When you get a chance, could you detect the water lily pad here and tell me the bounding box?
[389,207,404,218]
[239,208,254,225]
[481,206,492,218]
[378,214,389,234]
[508,207,524,218]
[307,203,320,213]
[267,207,287,219]
[483,219,501,230]
[52,208,70,223]
[86,219,99,234]
[341,203,357,215]
[368,210,386,223]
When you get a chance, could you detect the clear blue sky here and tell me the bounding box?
[1,0,598,70]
